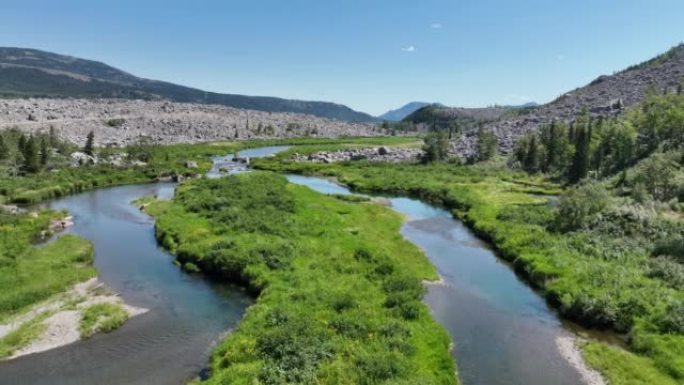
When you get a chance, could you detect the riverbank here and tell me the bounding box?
[1,277,147,359]
[252,145,684,385]
[0,136,419,205]
[145,172,458,384]
[0,208,147,359]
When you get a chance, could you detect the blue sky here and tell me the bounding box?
[1,0,683,115]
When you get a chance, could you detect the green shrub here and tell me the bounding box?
[79,302,128,338]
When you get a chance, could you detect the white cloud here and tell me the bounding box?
[401,45,416,52]
[430,23,442,29]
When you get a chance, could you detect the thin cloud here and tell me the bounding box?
[431,23,442,29]
[401,45,416,52]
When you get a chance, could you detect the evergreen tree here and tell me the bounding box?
[84,131,95,156]
[476,126,497,162]
[40,137,49,167]
[22,135,40,173]
[17,134,27,156]
[0,135,7,160]
[569,126,590,183]
[523,134,539,172]
[48,125,58,147]
[422,131,449,163]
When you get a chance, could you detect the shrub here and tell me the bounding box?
[556,182,610,231]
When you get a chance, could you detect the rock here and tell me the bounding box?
[0,98,383,147]
[0,204,22,215]
[70,152,97,167]
[377,146,389,155]
[184,160,198,168]
[293,146,423,164]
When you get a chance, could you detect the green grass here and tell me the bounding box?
[79,302,128,338]
[0,210,96,322]
[584,341,680,385]
[252,143,684,384]
[146,172,457,385]
[0,311,50,358]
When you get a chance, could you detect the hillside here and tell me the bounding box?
[488,44,684,146]
[0,47,377,123]
[0,98,378,147]
[407,44,684,157]
[378,102,442,121]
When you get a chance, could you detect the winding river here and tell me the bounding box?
[1,146,589,385]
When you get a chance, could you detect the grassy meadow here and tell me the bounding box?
[252,144,684,385]
[146,172,457,385]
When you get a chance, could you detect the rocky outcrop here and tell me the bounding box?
[292,146,423,163]
[0,98,382,147]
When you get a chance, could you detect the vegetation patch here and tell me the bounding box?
[146,172,456,384]
[0,210,95,321]
[253,137,684,384]
[0,311,50,358]
[79,302,128,338]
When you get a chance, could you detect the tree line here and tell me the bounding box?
[0,127,95,175]
[514,88,684,189]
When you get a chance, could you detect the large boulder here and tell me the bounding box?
[70,152,97,167]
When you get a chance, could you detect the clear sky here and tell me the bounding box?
[1,0,683,115]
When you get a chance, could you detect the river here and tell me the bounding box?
[1,146,589,385]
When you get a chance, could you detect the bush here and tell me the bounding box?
[79,302,128,338]
[556,182,610,231]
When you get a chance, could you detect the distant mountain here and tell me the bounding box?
[0,47,378,122]
[378,102,443,121]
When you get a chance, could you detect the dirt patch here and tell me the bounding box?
[556,334,607,385]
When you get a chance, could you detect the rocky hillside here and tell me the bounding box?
[416,44,684,157]
[0,98,379,147]
[487,44,684,149]
[0,47,377,122]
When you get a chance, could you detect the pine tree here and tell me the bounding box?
[569,126,590,183]
[476,126,497,162]
[40,137,49,167]
[523,135,539,173]
[48,125,58,147]
[0,135,8,160]
[18,134,27,156]
[22,135,40,173]
[84,131,95,156]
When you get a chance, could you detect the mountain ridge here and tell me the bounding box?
[0,47,378,123]
[378,101,443,121]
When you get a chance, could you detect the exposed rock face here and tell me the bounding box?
[292,147,423,163]
[0,98,382,147]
